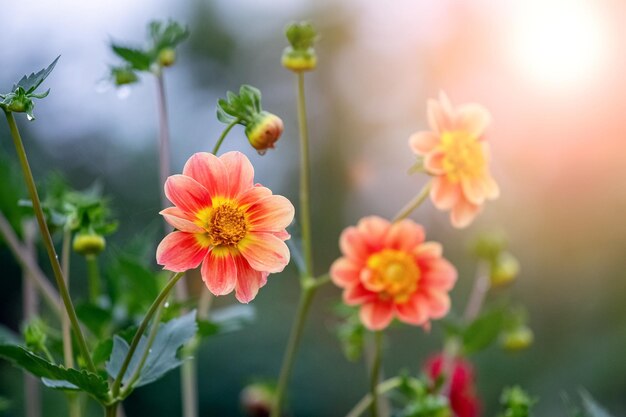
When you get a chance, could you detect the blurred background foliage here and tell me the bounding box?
[1,0,625,416]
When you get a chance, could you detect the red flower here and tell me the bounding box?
[424,354,481,417]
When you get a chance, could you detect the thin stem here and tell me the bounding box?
[392,180,432,223]
[271,284,318,417]
[0,211,61,317]
[86,255,101,304]
[61,228,75,369]
[111,271,184,397]
[155,72,172,223]
[181,360,198,417]
[296,72,314,280]
[105,405,117,417]
[120,301,166,396]
[369,332,383,417]
[212,118,240,155]
[345,377,403,417]
[4,111,95,373]
[22,220,41,417]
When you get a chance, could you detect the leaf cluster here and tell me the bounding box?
[216,85,262,125]
[285,21,318,50]
[0,56,59,120]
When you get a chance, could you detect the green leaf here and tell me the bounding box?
[111,45,152,71]
[580,390,614,417]
[149,20,189,52]
[75,302,112,338]
[216,101,237,124]
[106,310,197,389]
[197,304,255,338]
[13,56,60,94]
[462,308,505,355]
[285,22,318,50]
[92,339,113,366]
[0,344,109,402]
[0,325,21,345]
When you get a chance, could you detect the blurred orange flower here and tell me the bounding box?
[409,92,499,228]
[156,151,294,303]
[330,216,457,330]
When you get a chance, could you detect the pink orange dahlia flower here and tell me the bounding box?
[409,92,499,228]
[330,216,457,330]
[156,151,294,303]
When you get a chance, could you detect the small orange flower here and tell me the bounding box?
[409,92,499,228]
[330,216,457,330]
[156,151,294,303]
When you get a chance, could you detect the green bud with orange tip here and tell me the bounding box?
[282,21,318,72]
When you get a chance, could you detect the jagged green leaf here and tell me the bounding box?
[13,56,60,94]
[106,310,197,389]
[0,344,109,402]
[111,45,152,71]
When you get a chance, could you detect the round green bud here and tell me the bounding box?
[24,322,47,349]
[113,68,138,86]
[490,252,520,287]
[245,111,284,154]
[501,326,533,351]
[73,232,106,256]
[158,48,176,67]
[240,383,276,417]
[8,98,27,113]
[282,47,317,72]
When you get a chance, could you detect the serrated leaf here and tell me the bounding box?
[0,344,109,402]
[13,56,60,94]
[462,308,505,355]
[106,310,197,389]
[151,20,189,51]
[580,390,614,417]
[111,45,152,71]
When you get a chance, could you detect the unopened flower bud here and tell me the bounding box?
[112,68,138,86]
[8,98,27,113]
[490,252,520,287]
[240,383,276,417]
[158,48,176,67]
[24,321,47,350]
[245,111,284,154]
[282,47,317,72]
[73,232,106,256]
[501,326,533,351]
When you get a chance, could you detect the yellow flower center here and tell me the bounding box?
[440,130,486,182]
[364,249,420,303]
[198,202,248,246]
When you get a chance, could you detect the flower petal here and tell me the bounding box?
[164,175,212,214]
[238,232,290,273]
[431,177,461,210]
[236,185,273,209]
[233,255,263,303]
[220,151,254,198]
[356,216,390,253]
[344,283,377,306]
[415,241,443,260]
[395,295,429,326]
[456,103,491,138]
[156,231,209,272]
[424,150,446,175]
[409,131,440,155]
[427,92,455,134]
[182,152,229,197]
[330,257,361,288]
[461,177,486,205]
[482,173,500,200]
[160,207,205,233]
[339,226,370,263]
[450,198,481,228]
[421,290,451,319]
[384,219,425,252]
[246,195,295,232]
[359,301,394,331]
[201,247,238,296]
[420,258,458,291]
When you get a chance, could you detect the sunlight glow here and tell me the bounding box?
[510,1,607,88]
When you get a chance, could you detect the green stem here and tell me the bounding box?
[271,283,318,417]
[4,111,95,373]
[392,180,432,223]
[212,118,240,155]
[155,72,172,221]
[296,72,314,281]
[345,377,404,417]
[180,360,198,417]
[61,228,75,369]
[86,255,101,304]
[369,332,383,417]
[120,301,166,397]
[111,271,184,398]
[105,405,117,417]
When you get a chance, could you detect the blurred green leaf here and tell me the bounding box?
[111,45,152,71]
[106,310,197,389]
[92,339,113,367]
[75,302,112,338]
[0,344,109,402]
[197,304,256,338]
[462,308,505,355]
[0,325,21,345]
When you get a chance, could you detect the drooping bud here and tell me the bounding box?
[158,48,176,67]
[282,21,318,72]
[73,231,106,256]
[240,383,276,417]
[245,111,284,153]
[111,67,139,86]
[500,326,533,352]
[490,252,520,287]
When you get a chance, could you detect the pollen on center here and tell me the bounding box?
[207,202,248,246]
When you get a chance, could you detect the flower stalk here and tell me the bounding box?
[369,331,383,417]
[392,181,432,223]
[4,110,96,373]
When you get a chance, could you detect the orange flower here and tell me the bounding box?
[330,216,457,330]
[156,151,294,303]
[409,92,499,228]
